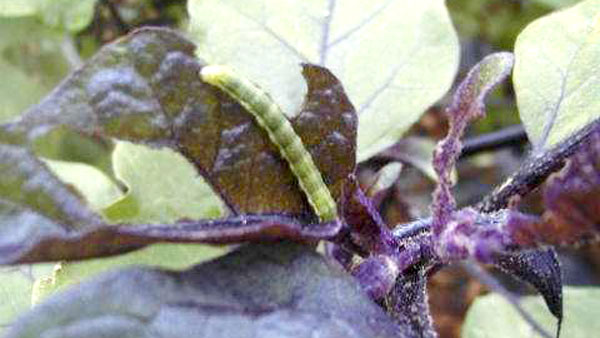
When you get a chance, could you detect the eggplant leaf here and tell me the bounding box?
[0,265,54,335]
[102,141,226,224]
[463,287,599,338]
[0,0,96,32]
[0,28,354,266]
[6,242,407,338]
[514,0,600,151]
[0,142,339,264]
[187,0,459,161]
[0,17,69,122]
[15,27,355,220]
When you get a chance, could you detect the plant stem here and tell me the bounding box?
[478,118,600,212]
[460,124,527,158]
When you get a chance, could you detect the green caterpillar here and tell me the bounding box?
[200,65,337,222]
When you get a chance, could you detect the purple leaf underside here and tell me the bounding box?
[6,242,409,338]
[494,249,563,324]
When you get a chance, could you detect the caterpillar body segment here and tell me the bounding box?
[200,65,338,222]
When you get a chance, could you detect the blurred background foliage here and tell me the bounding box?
[0,1,594,337]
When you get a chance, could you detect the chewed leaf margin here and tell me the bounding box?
[0,27,360,265]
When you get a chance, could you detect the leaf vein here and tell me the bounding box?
[327,0,394,49]
[319,0,336,65]
[227,4,310,62]
[358,46,422,115]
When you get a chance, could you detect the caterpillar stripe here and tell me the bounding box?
[200,65,337,222]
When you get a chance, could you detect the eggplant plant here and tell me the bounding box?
[0,0,599,337]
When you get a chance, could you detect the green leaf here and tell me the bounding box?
[462,287,600,338]
[0,60,50,123]
[0,264,53,336]
[365,162,403,197]
[8,242,406,338]
[531,0,581,9]
[0,0,96,32]
[0,1,37,17]
[103,141,226,224]
[187,0,459,161]
[31,244,227,304]
[43,159,123,211]
[0,17,70,123]
[514,0,600,151]
[31,127,116,182]
[36,0,96,32]
[33,143,227,305]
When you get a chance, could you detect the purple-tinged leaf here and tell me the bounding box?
[431,52,514,237]
[13,27,356,221]
[392,211,563,329]
[0,159,340,264]
[472,127,600,336]
[292,64,357,204]
[433,208,558,264]
[4,213,340,265]
[421,51,561,326]
[434,208,505,263]
[422,208,565,326]
[438,112,600,334]
[0,140,341,264]
[418,212,565,331]
[494,249,563,327]
[351,254,400,301]
[0,144,101,229]
[6,242,409,338]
